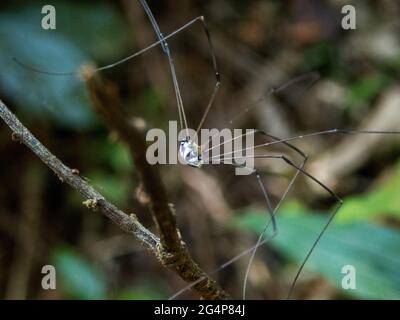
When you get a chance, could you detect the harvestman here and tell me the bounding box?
[13,0,400,299]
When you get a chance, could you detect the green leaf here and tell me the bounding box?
[52,2,129,61]
[302,42,337,72]
[0,2,130,129]
[95,141,133,172]
[134,86,163,124]
[336,163,400,222]
[232,209,400,299]
[0,14,93,128]
[109,143,133,172]
[115,287,165,300]
[52,246,106,299]
[346,73,391,109]
[86,170,129,205]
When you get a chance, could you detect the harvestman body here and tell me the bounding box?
[13,0,400,299]
[179,139,203,168]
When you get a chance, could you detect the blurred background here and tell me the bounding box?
[0,0,400,299]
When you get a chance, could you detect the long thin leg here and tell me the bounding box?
[191,16,221,134]
[228,72,320,126]
[13,17,204,75]
[207,129,400,162]
[202,129,310,298]
[168,231,274,299]
[202,129,257,156]
[241,157,307,300]
[138,1,220,134]
[14,3,221,135]
[202,128,305,157]
[200,72,320,152]
[220,130,309,299]
[169,135,308,299]
[139,0,188,133]
[210,132,309,299]
[246,135,309,301]
[214,153,343,299]
[241,168,288,300]
[260,129,400,148]
[168,159,302,300]
[140,3,222,135]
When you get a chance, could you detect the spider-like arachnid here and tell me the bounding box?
[13,0,400,300]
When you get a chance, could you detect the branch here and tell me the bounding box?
[80,65,229,299]
[0,99,159,252]
[0,76,229,299]
[84,70,181,251]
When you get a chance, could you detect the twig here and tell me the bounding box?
[81,65,229,299]
[0,98,159,258]
[0,87,228,299]
[82,67,181,250]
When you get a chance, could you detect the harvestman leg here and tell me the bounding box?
[211,131,311,299]
[168,162,302,300]
[140,0,220,135]
[200,72,321,152]
[206,127,400,299]
[207,129,400,161]
[240,132,309,299]
[13,4,314,298]
[15,2,399,298]
[13,13,220,133]
[220,153,343,299]
[169,132,309,299]
[174,126,379,299]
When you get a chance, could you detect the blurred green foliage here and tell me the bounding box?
[52,246,106,299]
[86,170,130,205]
[89,140,134,173]
[0,1,130,129]
[135,86,164,126]
[232,207,400,299]
[346,73,391,109]
[302,42,338,74]
[114,286,166,300]
[52,246,167,300]
[336,162,400,222]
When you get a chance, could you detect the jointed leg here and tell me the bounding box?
[168,134,308,299]
[224,153,343,299]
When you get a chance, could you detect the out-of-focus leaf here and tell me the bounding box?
[115,286,165,300]
[95,141,133,172]
[232,209,400,299]
[0,15,92,128]
[302,42,337,72]
[393,52,400,71]
[346,73,391,109]
[0,2,129,129]
[109,143,133,172]
[52,246,106,299]
[336,163,400,222]
[52,2,129,61]
[134,86,163,124]
[86,170,129,205]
